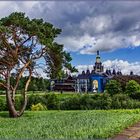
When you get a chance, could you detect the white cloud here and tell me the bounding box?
[58,32,131,54]
[57,34,96,51]
[76,59,140,75]
[130,35,140,47]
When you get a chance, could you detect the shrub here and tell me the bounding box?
[79,95,94,109]
[99,94,112,109]
[125,80,140,95]
[111,94,130,109]
[27,94,45,110]
[31,103,47,111]
[45,94,60,110]
[0,97,7,111]
[111,94,140,109]
[129,91,140,100]
[90,94,112,110]
[105,80,122,95]
[15,96,24,110]
[60,96,81,110]
[60,94,112,110]
[133,101,140,108]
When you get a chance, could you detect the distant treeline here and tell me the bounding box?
[0,76,50,92]
[112,75,140,91]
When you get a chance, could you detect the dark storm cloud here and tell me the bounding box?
[1,1,140,53]
[31,1,140,35]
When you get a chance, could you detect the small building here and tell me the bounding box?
[51,76,76,92]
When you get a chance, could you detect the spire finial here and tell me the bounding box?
[97,50,99,55]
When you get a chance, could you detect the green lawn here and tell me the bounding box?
[0,110,140,139]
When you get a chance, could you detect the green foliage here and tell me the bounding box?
[129,91,140,100]
[27,94,46,110]
[125,80,140,95]
[45,94,60,110]
[31,103,47,111]
[0,110,140,139]
[60,96,81,110]
[79,95,94,109]
[111,94,140,109]
[0,97,7,111]
[14,96,24,110]
[1,92,140,111]
[105,80,122,95]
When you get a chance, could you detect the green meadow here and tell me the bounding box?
[0,110,140,139]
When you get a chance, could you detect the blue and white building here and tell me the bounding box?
[76,51,109,93]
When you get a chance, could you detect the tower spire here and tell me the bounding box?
[97,50,99,56]
[96,50,101,63]
[93,50,104,73]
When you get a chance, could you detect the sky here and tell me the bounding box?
[0,1,140,75]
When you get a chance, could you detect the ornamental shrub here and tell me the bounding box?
[31,103,47,111]
[27,94,45,110]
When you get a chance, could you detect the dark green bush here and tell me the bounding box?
[14,96,23,110]
[105,80,122,95]
[45,94,60,110]
[99,94,112,109]
[60,94,112,110]
[129,91,140,100]
[133,100,140,108]
[90,94,112,109]
[111,94,130,109]
[60,96,81,110]
[27,94,45,110]
[79,95,94,109]
[125,80,140,95]
[0,97,7,111]
[111,94,140,109]
[0,92,139,111]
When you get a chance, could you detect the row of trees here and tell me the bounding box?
[105,80,140,96]
[0,76,50,92]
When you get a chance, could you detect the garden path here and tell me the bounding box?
[112,122,140,140]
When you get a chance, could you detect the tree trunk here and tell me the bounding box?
[6,70,18,118]
[6,68,32,118]
[18,68,32,117]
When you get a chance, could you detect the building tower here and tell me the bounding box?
[93,50,104,73]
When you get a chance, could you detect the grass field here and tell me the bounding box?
[0,110,140,139]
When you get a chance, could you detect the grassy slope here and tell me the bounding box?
[0,110,140,139]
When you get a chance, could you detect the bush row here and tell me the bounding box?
[1,93,140,111]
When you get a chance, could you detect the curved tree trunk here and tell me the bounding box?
[6,70,18,117]
[18,68,32,117]
[6,68,32,118]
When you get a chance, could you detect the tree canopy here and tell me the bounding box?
[125,80,140,95]
[105,80,122,95]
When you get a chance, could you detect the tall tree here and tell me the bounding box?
[105,80,122,95]
[45,43,78,79]
[0,12,72,117]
